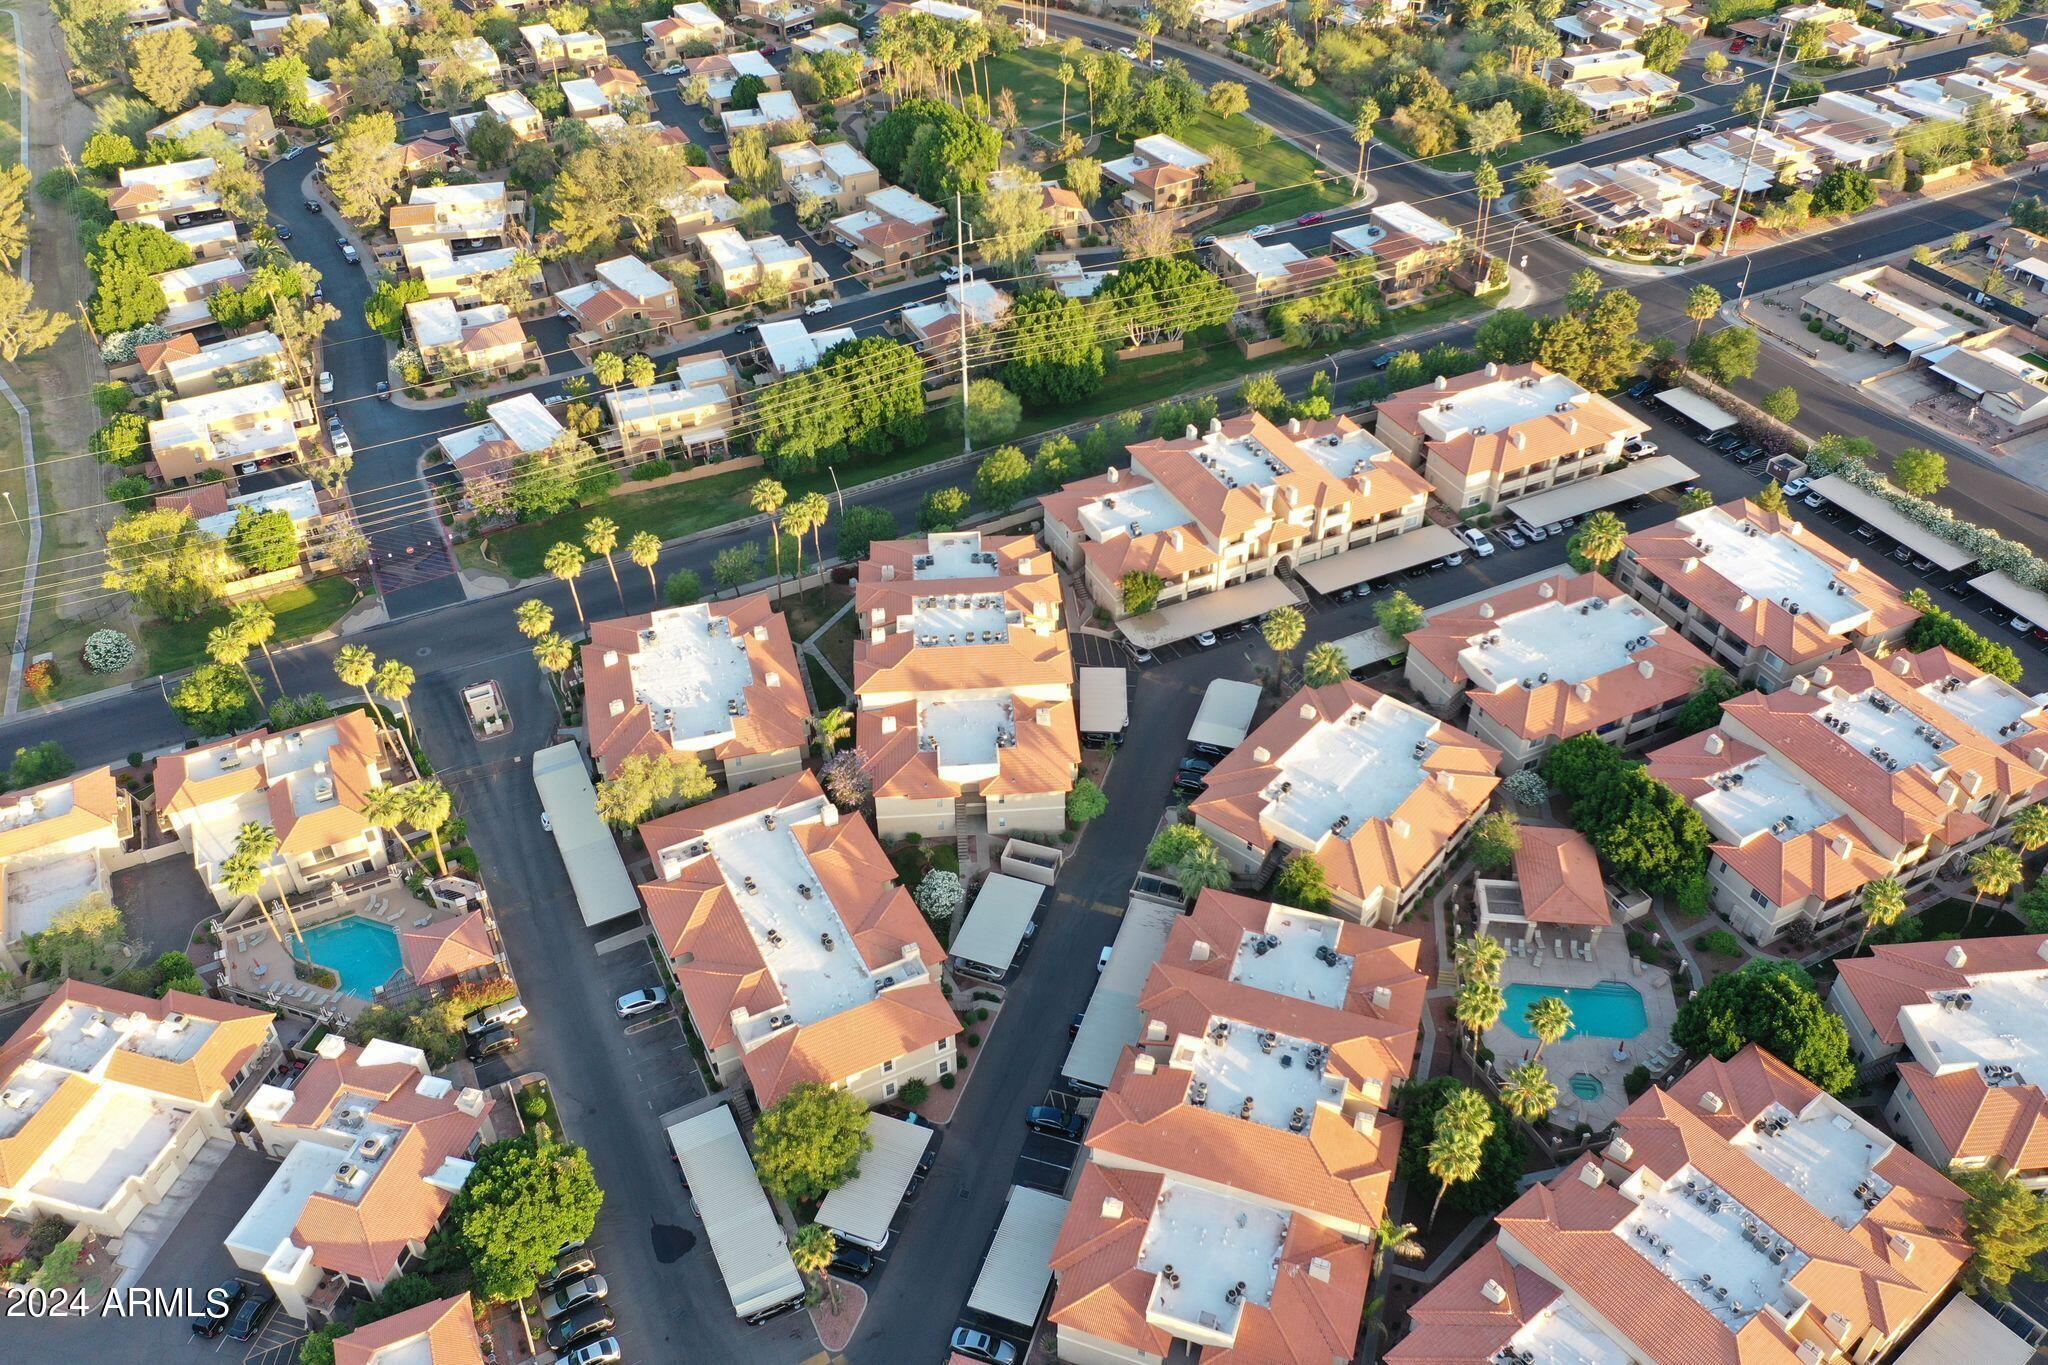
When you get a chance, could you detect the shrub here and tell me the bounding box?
[940,1073,956,1088]
[634,459,674,480]
[974,1007,989,1022]
[1697,928,1743,957]
[519,1086,551,1122]
[898,1076,930,1107]
[82,629,135,673]
[965,1032,980,1047]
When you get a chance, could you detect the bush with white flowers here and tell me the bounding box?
[82,629,135,673]
[1804,437,2048,590]
[1503,769,1549,806]
[915,869,964,922]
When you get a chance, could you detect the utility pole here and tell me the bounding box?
[1720,35,1790,258]
[955,190,971,458]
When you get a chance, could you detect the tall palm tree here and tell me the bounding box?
[1370,1214,1422,1282]
[231,600,282,693]
[335,645,389,746]
[2012,804,2048,863]
[1525,996,1573,1060]
[584,516,623,605]
[1855,876,1906,952]
[207,625,260,698]
[749,478,788,585]
[1499,1061,1559,1125]
[627,530,662,598]
[1453,976,1505,1056]
[792,491,830,575]
[361,783,413,866]
[1302,641,1349,688]
[545,542,588,625]
[791,1223,840,1311]
[219,851,284,944]
[1453,933,1506,986]
[404,780,454,876]
[1568,510,1629,574]
[234,821,302,945]
[810,707,852,756]
[1056,60,1075,131]
[1426,1087,1492,1225]
[533,633,574,686]
[373,659,417,740]
[1260,606,1306,681]
[1966,844,2024,932]
[515,598,554,641]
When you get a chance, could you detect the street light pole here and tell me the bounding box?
[1719,34,1790,258]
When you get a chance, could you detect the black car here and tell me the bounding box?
[744,1294,807,1326]
[225,1286,276,1341]
[830,1244,877,1278]
[305,198,322,213]
[190,1278,247,1337]
[1069,1012,1085,1039]
[1177,756,1216,781]
[466,1025,520,1063]
[1025,1105,1084,1139]
[545,1303,617,1352]
[274,226,291,241]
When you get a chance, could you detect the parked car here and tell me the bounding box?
[2012,616,2037,635]
[1802,491,1825,509]
[1296,211,1326,225]
[1129,646,1155,665]
[1441,551,1466,568]
[951,1327,1019,1365]
[1147,56,1166,70]
[1194,233,1216,246]
[1622,436,1657,457]
[1516,518,1547,541]
[1691,123,1718,137]
[664,62,686,74]
[1542,523,1565,538]
[305,198,323,213]
[1026,1105,1085,1139]
[464,996,528,1035]
[1625,378,1654,399]
[541,1275,609,1321]
[283,144,303,161]
[545,1304,617,1353]
[225,1286,276,1342]
[190,1279,248,1337]
[1095,946,1112,974]
[1246,223,1278,238]
[616,986,668,1019]
[375,380,391,401]
[744,1294,806,1326]
[563,1339,622,1365]
[274,225,291,241]
[1193,630,1219,649]
[1729,35,1747,51]
[318,370,334,395]
[465,1026,519,1064]
[1498,526,1526,549]
[1116,45,1135,57]
[940,264,971,282]
[804,297,834,314]
[1371,353,1393,371]
[1458,527,1495,558]
[540,1256,597,1296]
[830,1244,877,1279]
[340,242,359,264]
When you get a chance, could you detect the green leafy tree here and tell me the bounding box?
[6,741,73,791]
[1637,22,1689,73]
[1475,309,1540,365]
[1955,1166,2048,1302]
[1686,284,1722,337]
[1001,289,1104,408]
[836,506,897,562]
[963,379,1022,448]
[974,443,1032,512]
[594,751,714,827]
[324,112,406,224]
[1269,852,1333,912]
[1526,996,1573,1060]
[1067,777,1108,826]
[225,507,299,574]
[128,26,208,112]
[23,891,127,983]
[1688,326,1760,385]
[1672,959,1855,1093]
[1121,570,1163,617]
[663,570,703,606]
[1469,811,1521,871]
[1811,165,1876,216]
[1760,387,1800,423]
[713,543,762,596]
[791,1222,840,1309]
[1892,447,1948,497]
[752,1082,874,1204]
[917,487,970,534]
[1375,590,1425,642]
[1754,480,1788,515]
[1674,666,1739,735]
[442,1129,604,1305]
[103,508,225,619]
[169,662,262,736]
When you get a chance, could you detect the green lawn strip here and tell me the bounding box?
[983,48,1075,129]
[141,576,361,676]
[816,608,857,683]
[803,654,844,708]
[0,11,21,168]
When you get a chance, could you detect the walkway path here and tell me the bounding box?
[798,595,855,703]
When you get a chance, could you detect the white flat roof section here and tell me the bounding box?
[1074,479,1197,543]
[1510,1299,1633,1365]
[949,873,1045,978]
[969,1186,1072,1327]
[1655,388,1739,432]
[1919,670,2045,740]
[1064,895,1185,1090]
[1452,593,1665,693]
[815,1113,932,1249]
[1263,697,1435,847]
[1178,1017,1345,1130]
[1504,455,1698,526]
[1137,1180,1288,1341]
[1294,525,1464,595]
[1900,969,2048,1090]
[1818,687,1955,775]
[532,742,643,926]
[701,811,877,1025]
[1727,1094,1894,1230]
[1694,753,1844,846]
[1078,667,1130,736]
[619,605,757,752]
[1619,1164,1808,1330]
[1418,371,1591,443]
[1228,905,1356,1008]
[666,1106,805,1318]
[1119,576,1303,650]
[1968,570,2048,626]
[1680,507,1869,634]
[1812,475,1975,571]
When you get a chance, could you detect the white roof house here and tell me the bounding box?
[562,77,610,118]
[1102,133,1212,186]
[720,89,803,135]
[192,480,323,542]
[756,318,856,375]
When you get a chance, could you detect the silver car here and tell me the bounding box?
[616,986,668,1019]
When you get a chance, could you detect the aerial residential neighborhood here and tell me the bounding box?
[19,0,2048,1361]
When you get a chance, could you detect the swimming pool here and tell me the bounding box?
[297,917,402,998]
[1502,980,1648,1040]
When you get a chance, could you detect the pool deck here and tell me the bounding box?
[1482,927,1680,1133]
[214,874,461,1024]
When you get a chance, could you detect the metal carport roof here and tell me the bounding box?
[1504,455,1698,526]
[1077,667,1129,735]
[1812,475,1975,571]
[1294,525,1464,594]
[1117,576,1302,649]
[1062,891,1184,1090]
[1969,570,2048,626]
[666,1106,805,1319]
[815,1113,932,1249]
[948,873,1045,978]
[1656,388,1739,432]
[1893,1296,2035,1365]
[967,1186,1072,1327]
[533,741,643,926]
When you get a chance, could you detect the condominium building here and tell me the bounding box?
[1615,498,1918,690]
[450,89,544,145]
[830,185,946,273]
[603,370,735,463]
[681,50,781,105]
[417,38,503,95]
[1208,233,1341,302]
[1404,572,1715,771]
[1040,413,1432,634]
[1329,201,1465,307]
[156,477,346,576]
[155,713,397,910]
[644,3,728,65]
[406,299,533,380]
[518,21,606,73]
[333,1294,486,1365]
[1646,647,2048,944]
[400,243,538,307]
[720,89,802,138]
[1549,48,1681,121]
[154,256,250,331]
[852,532,1078,838]
[388,182,510,248]
[1192,680,1502,924]
[638,771,959,1105]
[554,254,684,352]
[0,767,137,973]
[148,379,312,482]
[1834,933,2048,1183]
[147,102,276,153]
[234,1036,491,1319]
[1387,1046,1969,1365]
[1373,362,1649,512]
[900,279,1011,350]
[1050,889,1424,1365]
[755,318,856,376]
[137,329,288,397]
[1102,134,1212,213]
[0,983,276,1237]
[583,593,809,786]
[696,228,817,297]
[773,140,882,213]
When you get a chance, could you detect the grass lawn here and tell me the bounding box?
[0,10,20,167]
[779,582,851,641]
[141,576,362,676]
[1371,98,1693,177]
[982,48,1079,133]
[803,654,844,708]
[517,1079,563,1137]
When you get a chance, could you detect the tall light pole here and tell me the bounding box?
[955,191,972,458]
[1719,32,1790,258]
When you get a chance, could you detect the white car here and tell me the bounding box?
[804,297,834,315]
[541,811,553,833]
[318,370,334,395]
[1194,630,1218,649]
[564,1339,622,1365]
[1246,223,1278,238]
[1782,476,1811,497]
[940,264,971,282]
[282,144,303,161]
[1097,947,1112,973]
[1147,57,1166,70]
[1459,528,1495,558]
[616,987,669,1019]
[1116,45,1136,58]
[664,62,685,75]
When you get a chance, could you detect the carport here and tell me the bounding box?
[966,1186,1072,1329]
[1117,576,1302,650]
[1892,1296,2035,1365]
[1504,455,1698,527]
[1294,525,1464,595]
[1062,892,1185,1091]
[533,742,641,926]
[666,1104,806,1320]
[1077,666,1128,742]
[1968,570,2048,626]
[815,1113,932,1250]
[948,873,1045,981]
[1811,476,1976,573]
[1655,388,1739,433]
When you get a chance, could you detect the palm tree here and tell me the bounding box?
[335,645,389,746]
[1056,60,1075,131]
[515,598,554,641]
[1525,996,1573,1060]
[1499,1061,1559,1125]
[533,633,574,685]
[792,492,830,575]
[1453,975,1505,1056]
[1966,844,2024,931]
[207,625,260,698]
[1302,641,1349,688]
[373,659,416,740]
[750,478,788,585]
[1453,933,1505,986]
[584,516,623,605]
[791,1223,840,1311]
[1568,510,1628,574]
[1855,877,1906,952]
[2012,804,2048,863]
[1260,606,1306,681]
[404,780,454,876]
[219,851,284,944]
[545,542,589,626]
[627,530,662,598]
[1353,98,1380,193]
[231,600,282,693]
[1425,1087,1492,1225]
[234,821,302,945]
[810,707,852,756]
[1370,1214,1421,1282]
[361,782,414,867]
